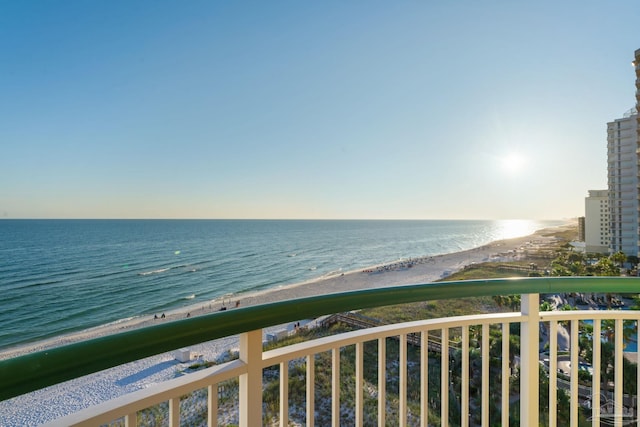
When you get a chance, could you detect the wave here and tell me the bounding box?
[138,268,170,276]
[240,252,259,259]
[183,294,195,300]
[86,269,134,280]
[321,268,343,278]
[138,262,208,277]
[88,316,138,329]
[5,278,64,291]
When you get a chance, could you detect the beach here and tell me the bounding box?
[0,223,574,426]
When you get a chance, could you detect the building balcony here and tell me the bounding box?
[2,277,640,426]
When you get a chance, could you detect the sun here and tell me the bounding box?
[501,153,526,174]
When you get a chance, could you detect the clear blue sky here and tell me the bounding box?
[1,1,638,220]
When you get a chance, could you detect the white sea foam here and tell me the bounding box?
[138,268,170,276]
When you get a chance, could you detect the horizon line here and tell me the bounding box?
[0,217,575,221]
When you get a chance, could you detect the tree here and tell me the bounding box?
[568,261,586,275]
[567,252,585,264]
[623,356,637,396]
[551,264,573,276]
[610,251,626,268]
[540,300,553,312]
[599,342,616,391]
[587,257,619,276]
[580,322,594,363]
[601,318,635,347]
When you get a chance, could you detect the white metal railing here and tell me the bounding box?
[43,293,640,427]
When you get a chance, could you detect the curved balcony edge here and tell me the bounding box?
[1,276,640,401]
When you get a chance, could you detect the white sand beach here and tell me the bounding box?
[0,223,574,426]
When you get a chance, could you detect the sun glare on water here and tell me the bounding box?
[495,219,538,240]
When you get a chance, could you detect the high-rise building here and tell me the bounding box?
[607,49,640,257]
[607,110,638,256]
[577,216,585,242]
[635,48,640,257]
[584,190,610,254]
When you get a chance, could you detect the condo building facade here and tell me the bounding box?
[584,190,610,254]
[607,109,638,256]
[605,49,640,257]
[635,48,640,257]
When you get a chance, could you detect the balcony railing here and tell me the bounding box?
[2,277,640,426]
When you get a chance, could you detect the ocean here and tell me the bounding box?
[0,219,564,350]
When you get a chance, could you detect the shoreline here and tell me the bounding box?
[0,221,575,361]
[0,221,577,426]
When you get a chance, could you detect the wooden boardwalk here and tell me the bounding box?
[320,311,451,354]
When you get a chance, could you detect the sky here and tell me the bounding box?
[1,1,638,220]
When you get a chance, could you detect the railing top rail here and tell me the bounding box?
[1,276,640,400]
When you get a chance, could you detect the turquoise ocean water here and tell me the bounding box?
[0,219,564,350]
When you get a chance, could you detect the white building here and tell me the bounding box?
[584,190,610,254]
[607,109,638,257]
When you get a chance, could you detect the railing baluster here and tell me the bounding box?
[379,337,386,426]
[520,293,540,426]
[442,327,449,427]
[332,347,340,427]
[481,323,489,426]
[280,361,289,426]
[501,322,509,427]
[124,411,137,427]
[615,318,623,425]
[208,384,218,427]
[400,334,407,427]
[549,320,558,427]
[420,331,429,427]
[307,354,315,427]
[239,329,263,427]
[593,319,601,426]
[462,325,469,427]
[356,342,364,427]
[570,319,578,427]
[169,397,179,427]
